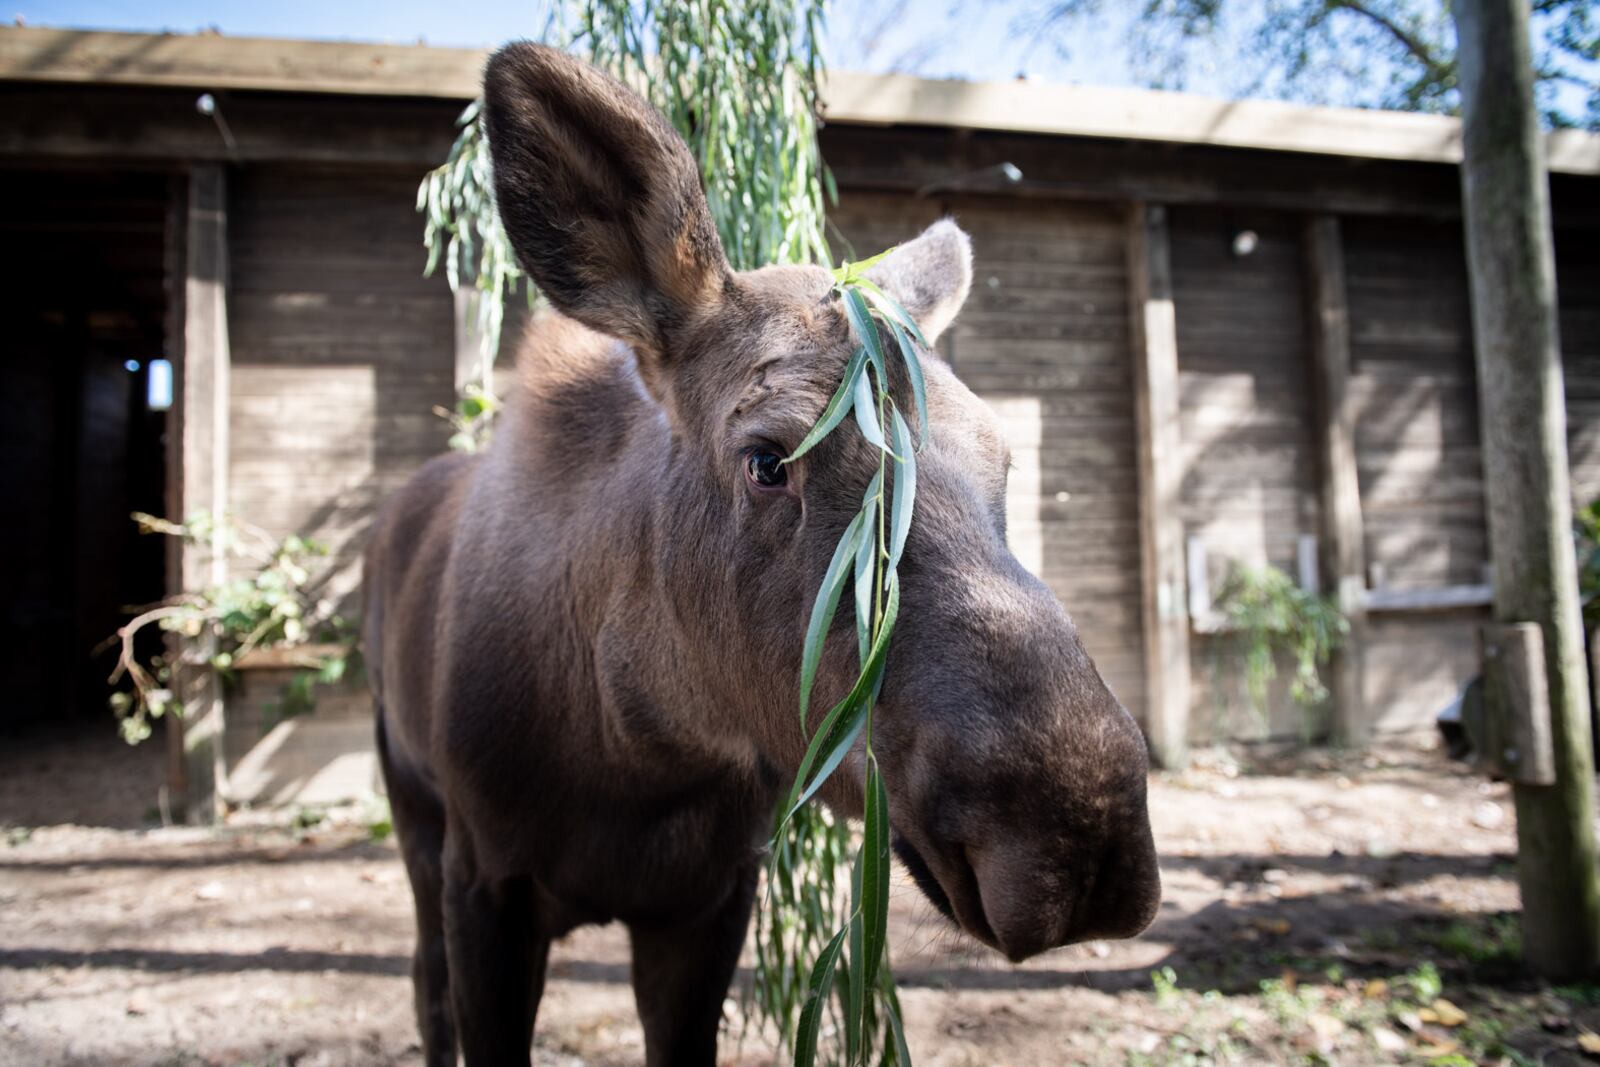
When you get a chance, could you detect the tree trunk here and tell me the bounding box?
[1454,0,1600,980]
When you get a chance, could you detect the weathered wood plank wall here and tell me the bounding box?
[226,166,455,607]
[1343,216,1490,734]
[1168,207,1319,740]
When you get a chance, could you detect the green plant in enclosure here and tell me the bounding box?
[417,98,530,450]
[1212,562,1348,731]
[104,512,359,745]
[417,3,890,1062]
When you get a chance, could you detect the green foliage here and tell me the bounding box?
[362,795,395,842]
[417,101,533,451]
[1016,0,1599,130]
[1151,965,1182,1007]
[434,382,501,455]
[766,258,924,1067]
[1426,914,1522,967]
[105,512,360,745]
[569,0,832,272]
[1553,980,1600,1004]
[1212,562,1347,731]
[1399,960,1444,1003]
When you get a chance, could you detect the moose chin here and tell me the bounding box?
[363,41,1160,1067]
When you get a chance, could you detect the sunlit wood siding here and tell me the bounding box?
[1345,217,1488,591]
[1168,206,1319,739]
[1343,216,1488,733]
[226,166,456,605]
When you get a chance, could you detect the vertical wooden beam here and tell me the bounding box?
[174,163,232,824]
[1456,0,1600,981]
[1128,202,1191,769]
[1304,216,1370,746]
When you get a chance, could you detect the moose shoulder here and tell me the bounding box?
[363,42,1160,1067]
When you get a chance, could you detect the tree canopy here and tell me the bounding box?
[1010,0,1598,128]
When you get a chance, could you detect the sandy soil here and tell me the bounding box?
[3,724,1598,1066]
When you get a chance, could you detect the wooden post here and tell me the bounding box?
[173,163,232,824]
[1455,0,1600,981]
[1128,202,1191,769]
[1304,216,1369,745]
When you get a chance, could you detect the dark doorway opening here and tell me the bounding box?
[1,168,174,731]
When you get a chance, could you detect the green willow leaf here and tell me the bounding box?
[860,756,891,994]
[857,476,883,668]
[778,574,902,827]
[858,283,929,350]
[842,287,887,376]
[846,854,865,1063]
[799,505,872,730]
[785,682,870,828]
[853,366,886,451]
[884,313,930,450]
[831,246,895,285]
[854,488,881,667]
[888,409,918,573]
[794,925,849,1067]
[787,345,867,464]
[883,978,913,1067]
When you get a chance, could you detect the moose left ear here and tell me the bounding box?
[864,219,973,346]
[482,43,730,362]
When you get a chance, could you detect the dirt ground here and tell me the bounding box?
[4,724,1600,1067]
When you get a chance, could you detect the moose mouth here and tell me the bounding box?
[892,832,1001,952]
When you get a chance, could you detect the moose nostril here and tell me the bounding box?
[956,844,1000,947]
[1068,840,1162,944]
[893,832,1004,952]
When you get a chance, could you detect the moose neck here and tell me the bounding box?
[480,313,784,789]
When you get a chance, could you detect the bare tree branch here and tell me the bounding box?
[1327,0,1452,78]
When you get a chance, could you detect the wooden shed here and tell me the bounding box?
[4,27,1598,805]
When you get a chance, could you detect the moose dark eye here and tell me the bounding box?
[745,449,788,490]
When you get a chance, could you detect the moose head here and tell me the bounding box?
[482,43,1160,963]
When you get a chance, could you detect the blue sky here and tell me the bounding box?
[15,0,1593,121]
[14,0,1220,89]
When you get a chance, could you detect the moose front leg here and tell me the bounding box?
[441,856,551,1066]
[627,863,759,1067]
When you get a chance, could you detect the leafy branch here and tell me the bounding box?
[1014,0,1595,128]
[1212,562,1347,734]
[417,100,534,452]
[103,512,360,745]
[767,255,927,1066]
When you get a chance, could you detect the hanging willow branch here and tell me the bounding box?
[769,255,928,1067]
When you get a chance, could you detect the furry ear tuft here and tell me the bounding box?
[864,219,973,345]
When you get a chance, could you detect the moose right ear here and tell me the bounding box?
[483,43,730,359]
